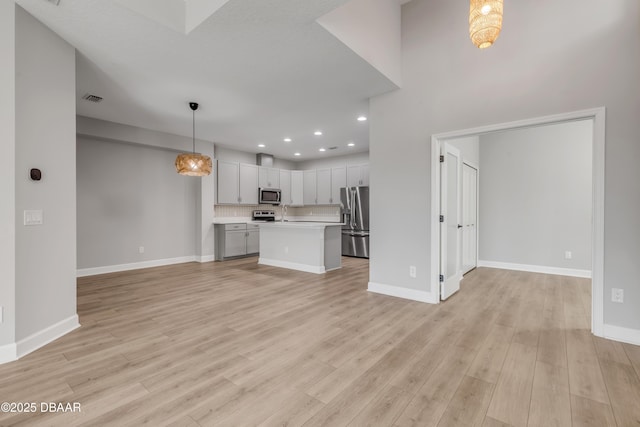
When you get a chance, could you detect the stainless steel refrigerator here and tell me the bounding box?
[340,186,369,258]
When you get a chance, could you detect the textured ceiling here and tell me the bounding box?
[16,0,400,160]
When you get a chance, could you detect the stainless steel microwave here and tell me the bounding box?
[259,188,281,205]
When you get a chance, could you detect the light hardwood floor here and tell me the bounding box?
[1,257,639,426]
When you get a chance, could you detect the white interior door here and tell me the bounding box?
[440,143,463,300]
[462,163,478,274]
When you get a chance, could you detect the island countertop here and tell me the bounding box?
[258,221,343,228]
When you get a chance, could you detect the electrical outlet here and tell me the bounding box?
[409,266,417,278]
[564,251,572,259]
[612,288,624,303]
[139,246,145,254]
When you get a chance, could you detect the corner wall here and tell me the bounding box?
[0,0,17,352]
[14,6,78,348]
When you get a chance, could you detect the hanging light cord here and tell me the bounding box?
[192,108,196,154]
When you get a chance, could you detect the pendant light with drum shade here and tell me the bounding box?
[469,0,503,49]
[175,102,212,176]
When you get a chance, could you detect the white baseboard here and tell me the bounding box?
[603,324,640,346]
[478,260,591,279]
[0,343,17,364]
[77,256,197,277]
[258,258,326,274]
[0,314,80,365]
[196,255,215,263]
[368,281,438,304]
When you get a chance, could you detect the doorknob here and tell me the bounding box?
[458,224,463,229]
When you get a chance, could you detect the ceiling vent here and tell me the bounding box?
[81,93,103,103]
[328,146,338,150]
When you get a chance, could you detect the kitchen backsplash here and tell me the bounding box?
[214,204,340,220]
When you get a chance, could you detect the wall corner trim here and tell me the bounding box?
[9,315,80,363]
[0,343,17,365]
[368,281,438,304]
[603,324,640,346]
[477,260,592,279]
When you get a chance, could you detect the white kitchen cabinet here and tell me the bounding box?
[216,161,258,205]
[331,167,346,205]
[291,170,304,206]
[239,163,258,204]
[259,167,280,189]
[216,160,240,204]
[316,168,332,205]
[246,224,260,254]
[303,170,317,205]
[279,169,291,205]
[347,164,369,187]
[214,223,260,259]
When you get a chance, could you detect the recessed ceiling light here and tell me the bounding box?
[347,142,355,147]
[314,131,323,136]
[258,144,265,148]
[294,152,301,156]
[357,116,367,122]
[319,148,326,152]
[284,138,292,142]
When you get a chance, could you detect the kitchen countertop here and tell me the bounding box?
[258,221,343,228]
[213,218,342,225]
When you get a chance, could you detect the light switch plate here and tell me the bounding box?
[24,210,43,226]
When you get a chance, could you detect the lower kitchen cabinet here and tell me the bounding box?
[214,223,260,260]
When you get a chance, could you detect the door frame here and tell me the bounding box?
[429,107,606,337]
[461,161,479,275]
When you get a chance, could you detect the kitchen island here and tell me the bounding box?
[258,222,342,274]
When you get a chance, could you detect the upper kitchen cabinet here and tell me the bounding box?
[259,167,280,189]
[216,160,240,204]
[347,164,369,187]
[279,169,292,205]
[316,168,332,205]
[216,160,258,204]
[239,164,259,204]
[303,170,317,205]
[291,171,304,206]
[331,167,346,205]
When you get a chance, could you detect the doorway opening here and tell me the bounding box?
[430,107,605,337]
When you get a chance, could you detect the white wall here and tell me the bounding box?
[317,0,402,87]
[215,146,295,170]
[77,137,198,269]
[369,0,640,331]
[76,116,215,269]
[296,151,369,171]
[447,135,479,166]
[15,6,78,341]
[479,121,592,272]
[0,0,16,349]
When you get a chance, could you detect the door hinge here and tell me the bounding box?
[439,215,444,223]
[440,155,444,163]
[439,274,444,283]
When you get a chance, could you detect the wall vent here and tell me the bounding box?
[81,93,103,103]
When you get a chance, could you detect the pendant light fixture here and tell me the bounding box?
[175,102,212,176]
[469,0,503,49]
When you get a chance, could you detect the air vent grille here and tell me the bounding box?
[81,93,103,103]
[328,146,338,150]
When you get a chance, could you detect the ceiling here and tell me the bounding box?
[16,0,401,160]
